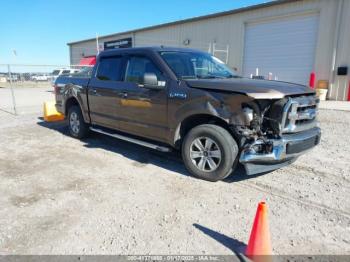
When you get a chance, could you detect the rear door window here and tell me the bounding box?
[96,56,124,81]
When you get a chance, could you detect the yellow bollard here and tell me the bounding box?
[43,101,65,122]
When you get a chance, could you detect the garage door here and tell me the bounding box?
[243,14,319,85]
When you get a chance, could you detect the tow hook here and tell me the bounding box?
[246,139,274,154]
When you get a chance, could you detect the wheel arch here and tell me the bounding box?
[65,97,79,115]
[64,96,89,123]
[173,114,237,149]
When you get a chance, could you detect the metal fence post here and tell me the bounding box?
[7,64,17,115]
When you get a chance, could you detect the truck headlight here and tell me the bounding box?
[242,107,254,125]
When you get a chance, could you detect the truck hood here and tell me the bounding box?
[185,78,315,99]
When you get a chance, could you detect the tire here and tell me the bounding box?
[68,105,89,139]
[182,124,239,182]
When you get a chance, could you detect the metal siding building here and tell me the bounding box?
[68,0,350,101]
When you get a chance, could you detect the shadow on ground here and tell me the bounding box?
[37,119,269,182]
[193,223,247,259]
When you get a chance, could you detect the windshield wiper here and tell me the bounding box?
[181,75,239,80]
[196,75,225,79]
[180,76,197,80]
[226,74,241,78]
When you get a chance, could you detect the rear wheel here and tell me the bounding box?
[68,105,89,139]
[182,124,239,182]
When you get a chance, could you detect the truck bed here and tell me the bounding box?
[54,76,90,116]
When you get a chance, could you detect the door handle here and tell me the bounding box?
[91,89,101,96]
[119,92,128,98]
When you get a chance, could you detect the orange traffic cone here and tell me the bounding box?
[245,202,272,260]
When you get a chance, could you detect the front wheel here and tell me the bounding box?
[68,105,89,139]
[182,124,239,182]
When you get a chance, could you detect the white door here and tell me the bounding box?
[243,14,319,85]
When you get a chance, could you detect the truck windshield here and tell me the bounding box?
[159,51,238,79]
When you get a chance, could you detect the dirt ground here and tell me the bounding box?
[0,81,51,89]
[0,87,53,115]
[0,95,349,255]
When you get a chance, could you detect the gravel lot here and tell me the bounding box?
[0,89,349,255]
[0,87,53,115]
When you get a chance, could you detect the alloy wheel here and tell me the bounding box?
[190,137,222,172]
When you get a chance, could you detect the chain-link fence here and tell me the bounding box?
[0,64,89,115]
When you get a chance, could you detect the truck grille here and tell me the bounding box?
[281,95,319,134]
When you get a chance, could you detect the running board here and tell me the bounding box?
[89,127,171,152]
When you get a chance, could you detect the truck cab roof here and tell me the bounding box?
[98,46,206,57]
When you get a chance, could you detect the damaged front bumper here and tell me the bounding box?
[239,127,321,175]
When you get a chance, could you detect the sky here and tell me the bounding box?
[0,0,271,65]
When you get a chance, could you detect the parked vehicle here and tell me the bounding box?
[6,74,19,82]
[32,74,50,82]
[51,68,80,83]
[54,47,321,181]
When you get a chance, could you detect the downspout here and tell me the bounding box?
[132,32,136,47]
[328,0,344,100]
[69,45,73,65]
[96,33,100,55]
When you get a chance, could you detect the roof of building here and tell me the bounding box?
[67,0,300,46]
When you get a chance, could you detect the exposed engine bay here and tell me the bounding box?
[233,94,320,156]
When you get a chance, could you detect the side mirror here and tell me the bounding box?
[142,73,165,89]
[143,72,158,86]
